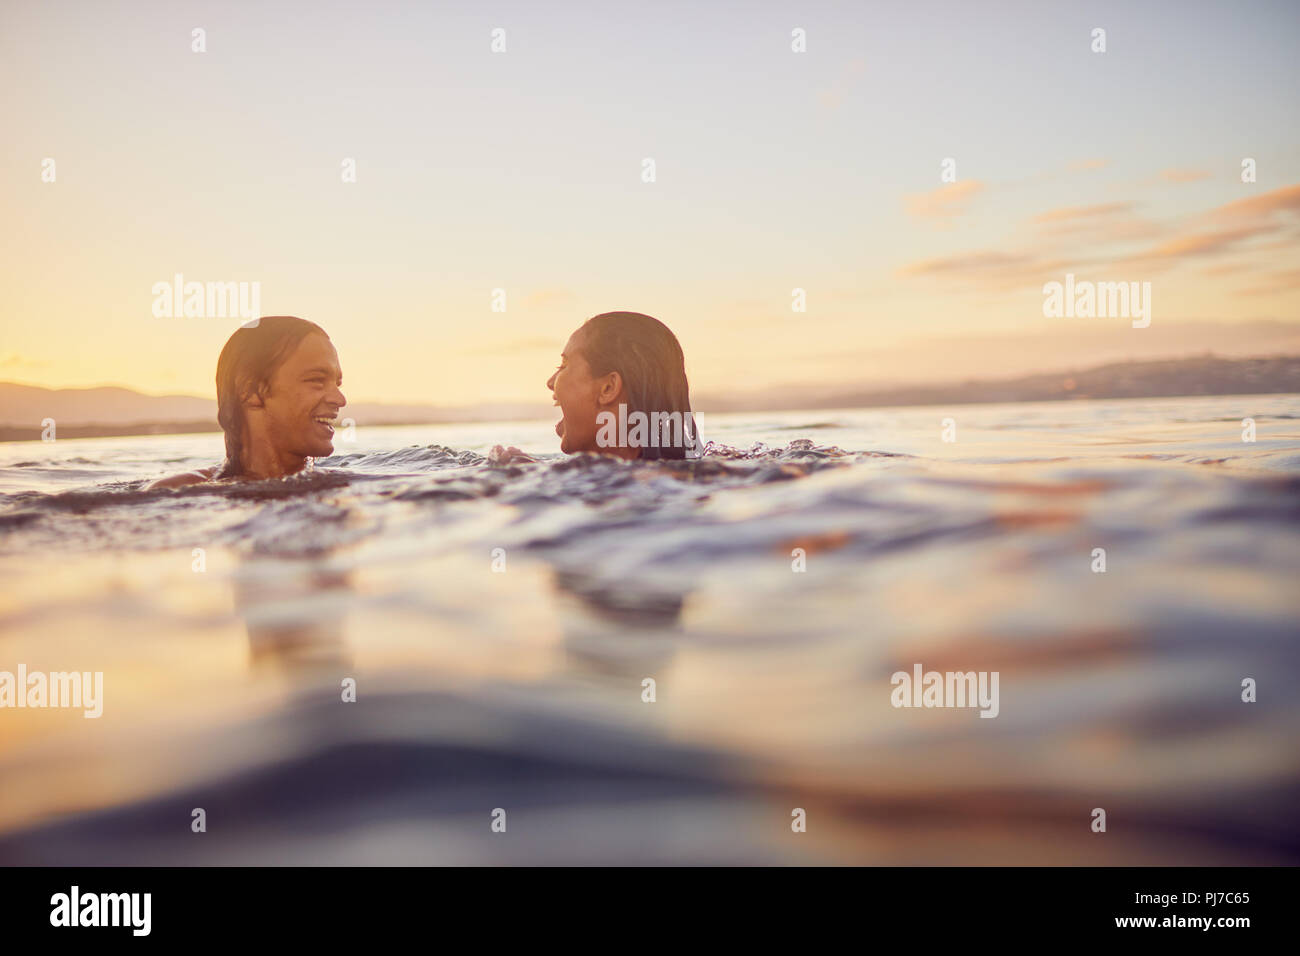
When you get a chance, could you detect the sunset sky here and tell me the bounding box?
[2,0,1298,407]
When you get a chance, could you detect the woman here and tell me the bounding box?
[549,311,698,459]
[493,311,699,463]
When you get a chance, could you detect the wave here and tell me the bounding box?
[0,436,1295,570]
[0,440,866,553]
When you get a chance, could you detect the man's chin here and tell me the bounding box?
[300,439,334,459]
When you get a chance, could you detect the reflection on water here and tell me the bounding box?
[552,568,687,680]
[236,560,354,673]
[0,397,1298,864]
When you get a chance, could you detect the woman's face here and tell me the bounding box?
[546,329,607,453]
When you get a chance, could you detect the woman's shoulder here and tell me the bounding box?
[145,466,219,490]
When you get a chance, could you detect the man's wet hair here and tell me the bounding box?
[214,316,327,478]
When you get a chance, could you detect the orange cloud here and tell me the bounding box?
[1103,183,1300,268]
[1034,201,1138,223]
[1123,223,1282,263]
[1160,168,1212,183]
[1031,201,1163,244]
[899,251,1034,275]
[1237,268,1300,296]
[902,183,1300,291]
[904,180,985,220]
[1068,158,1108,172]
[897,251,1074,291]
[1210,183,1300,220]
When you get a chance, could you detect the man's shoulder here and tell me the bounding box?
[145,466,219,490]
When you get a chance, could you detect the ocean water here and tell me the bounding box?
[0,395,1297,865]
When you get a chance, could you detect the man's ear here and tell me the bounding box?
[596,371,623,407]
[241,386,266,410]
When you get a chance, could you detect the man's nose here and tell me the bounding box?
[332,386,347,409]
[546,372,556,390]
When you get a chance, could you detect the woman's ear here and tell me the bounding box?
[596,370,623,407]
[241,386,266,410]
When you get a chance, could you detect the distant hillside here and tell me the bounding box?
[0,384,216,428]
[0,383,547,441]
[695,355,1300,413]
[1,354,1296,441]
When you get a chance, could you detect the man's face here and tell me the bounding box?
[258,332,347,459]
[546,331,605,453]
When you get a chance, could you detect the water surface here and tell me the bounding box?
[1,396,1297,864]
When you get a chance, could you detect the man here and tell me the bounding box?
[147,316,346,489]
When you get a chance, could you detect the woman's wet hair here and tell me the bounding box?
[576,311,697,460]
[214,316,326,477]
